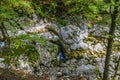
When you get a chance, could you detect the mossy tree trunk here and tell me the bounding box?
[102,0,119,80]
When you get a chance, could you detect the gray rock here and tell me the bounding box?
[77,64,96,80]
[0,63,6,68]
[77,64,95,75]
[98,63,104,74]
[0,58,4,62]
[17,55,34,73]
[94,58,102,63]
[114,52,120,59]
[94,43,104,52]
[88,43,105,52]
[49,67,58,80]
[0,42,5,47]
[35,42,57,67]
[66,59,77,65]
[0,58,6,68]
[59,25,81,44]
[79,42,88,50]
[15,30,26,36]
[59,25,88,50]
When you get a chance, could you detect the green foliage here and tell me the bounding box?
[0,33,47,65]
[9,0,34,15]
[0,1,17,22]
[13,39,24,49]
[14,34,47,45]
[0,0,34,23]
[32,3,45,17]
[0,0,35,40]
[1,0,119,28]
[0,34,45,64]
[0,0,120,26]
[0,44,39,65]
[23,44,39,62]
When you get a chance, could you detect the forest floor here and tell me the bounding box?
[0,68,86,80]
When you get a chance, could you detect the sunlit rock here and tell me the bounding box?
[94,43,104,52]
[59,25,88,50]
[88,43,105,52]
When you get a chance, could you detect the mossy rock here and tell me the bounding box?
[112,41,120,53]
[68,48,105,59]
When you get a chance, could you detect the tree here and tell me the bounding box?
[0,0,34,40]
[102,0,119,80]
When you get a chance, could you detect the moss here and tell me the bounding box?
[49,45,57,53]
[52,60,62,67]
[112,41,120,53]
[0,71,3,76]
[68,47,105,59]
[84,36,99,44]
[68,48,86,59]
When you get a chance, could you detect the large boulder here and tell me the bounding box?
[59,25,88,50]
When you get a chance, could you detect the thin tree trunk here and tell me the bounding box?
[0,22,9,40]
[112,57,120,80]
[0,22,10,47]
[102,0,119,80]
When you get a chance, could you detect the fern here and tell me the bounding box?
[14,34,47,45]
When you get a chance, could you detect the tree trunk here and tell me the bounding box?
[0,22,9,40]
[112,57,120,80]
[0,22,10,47]
[102,0,119,80]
